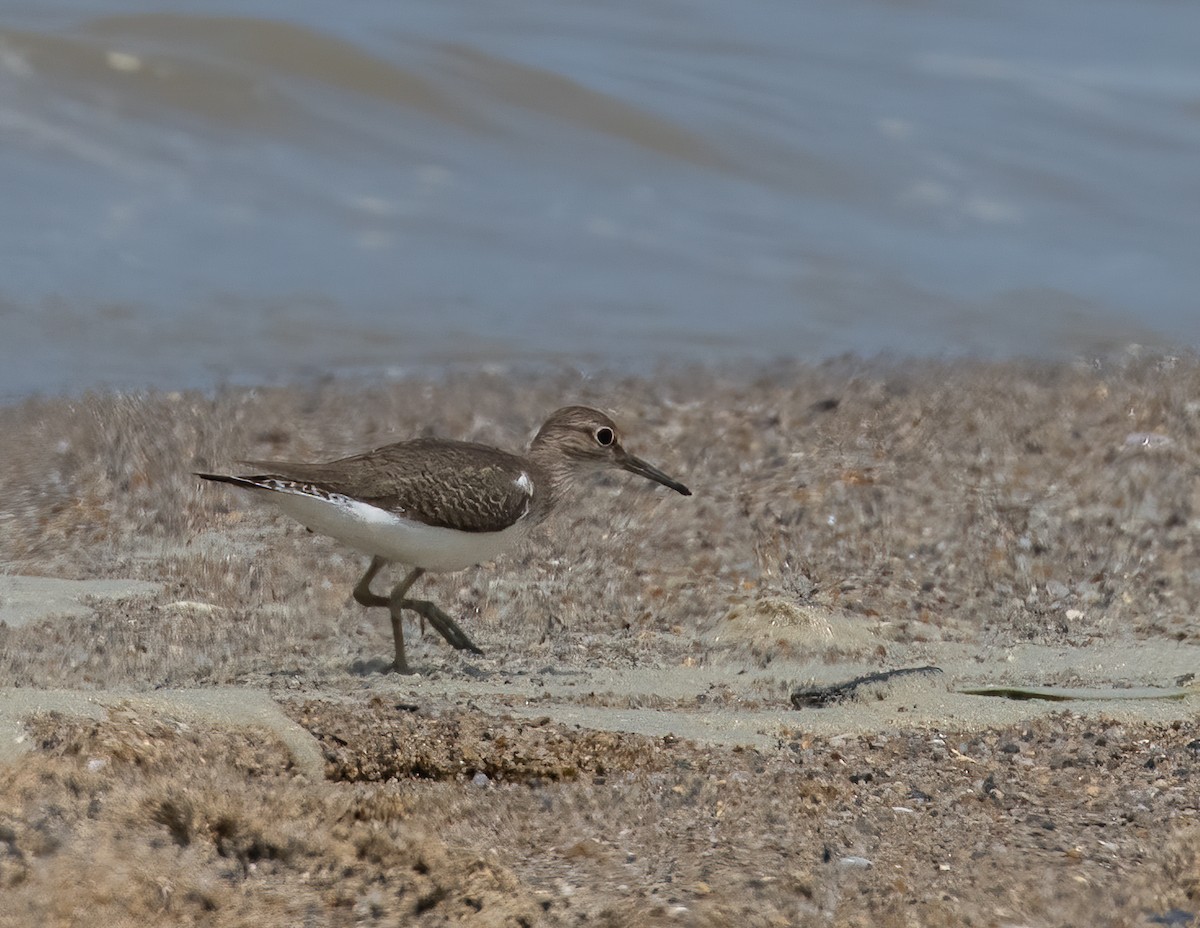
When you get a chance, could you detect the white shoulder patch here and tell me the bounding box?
[515,471,534,496]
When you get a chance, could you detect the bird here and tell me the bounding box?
[196,405,691,672]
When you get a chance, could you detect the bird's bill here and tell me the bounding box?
[619,452,692,496]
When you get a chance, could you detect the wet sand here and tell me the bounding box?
[1,356,1198,925]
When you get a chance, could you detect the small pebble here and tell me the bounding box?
[1125,432,1172,448]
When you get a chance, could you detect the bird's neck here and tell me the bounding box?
[526,444,575,521]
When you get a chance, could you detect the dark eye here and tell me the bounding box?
[594,427,614,447]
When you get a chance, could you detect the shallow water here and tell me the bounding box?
[2,0,1198,397]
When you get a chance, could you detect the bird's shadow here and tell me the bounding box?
[346,656,498,678]
[347,657,405,676]
[345,657,587,680]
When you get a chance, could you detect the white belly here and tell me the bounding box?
[257,487,525,571]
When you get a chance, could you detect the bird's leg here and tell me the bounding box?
[354,557,430,637]
[355,559,484,670]
[396,597,484,655]
[384,567,425,674]
[353,559,420,672]
[389,572,483,655]
[352,556,390,609]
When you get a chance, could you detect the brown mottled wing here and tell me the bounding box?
[240,438,535,533]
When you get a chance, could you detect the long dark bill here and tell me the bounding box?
[619,452,692,496]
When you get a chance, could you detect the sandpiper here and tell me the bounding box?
[197,406,690,672]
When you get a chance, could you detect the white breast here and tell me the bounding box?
[256,487,527,571]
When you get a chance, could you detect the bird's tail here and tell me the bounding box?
[194,472,266,490]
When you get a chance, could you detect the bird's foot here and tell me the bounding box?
[400,599,484,655]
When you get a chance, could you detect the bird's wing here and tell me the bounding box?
[238,438,537,533]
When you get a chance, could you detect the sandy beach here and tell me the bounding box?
[1,356,1199,926]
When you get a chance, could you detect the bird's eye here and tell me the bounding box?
[594,427,615,447]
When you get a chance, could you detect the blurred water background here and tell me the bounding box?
[1,0,1198,398]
